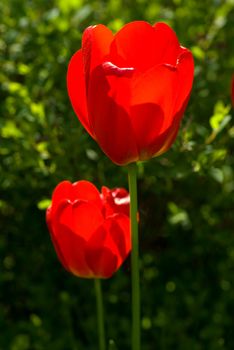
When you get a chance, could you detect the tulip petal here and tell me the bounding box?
[149,113,181,158]
[67,50,92,136]
[108,214,131,262]
[110,21,180,72]
[172,49,194,116]
[131,64,178,127]
[52,222,92,277]
[85,224,119,278]
[101,186,130,217]
[110,21,157,72]
[153,22,180,66]
[49,181,73,221]
[51,200,106,278]
[51,180,72,205]
[88,64,138,165]
[82,24,113,88]
[129,65,178,156]
[150,50,194,158]
[56,199,104,241]
[50,181,102,208]
[130,103,164,159]
[86,214,130,278]
[87,221,117,255]
[129,51,193,159]
[71,180,102,208]
[51,180,102,210]
[86,246,118,278]
[46,205,53,233]
[46,206,69,272]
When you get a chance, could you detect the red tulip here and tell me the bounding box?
[231,75,234,106]
[46,180,131,278]
[67,21,194,165]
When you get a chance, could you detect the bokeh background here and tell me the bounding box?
[1,0,234,349]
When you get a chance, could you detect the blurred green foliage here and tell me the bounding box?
[1,0,234,349]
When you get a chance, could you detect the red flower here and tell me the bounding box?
[46,180,131,278]
[67,21,194,165]
[231,75,234,106]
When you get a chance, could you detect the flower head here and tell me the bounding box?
[67,21,194,165]
[46,180,131,278]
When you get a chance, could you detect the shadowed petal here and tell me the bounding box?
[150,113,181,158]
[88,64,138,165]
[129,51,193,157]
[129,65,179,154]
[130,103,164,159]
[85,224,118,278]
[86,214,130,277]
[53,221,92,278]
[86,246,118,278]
[108,214,131,262]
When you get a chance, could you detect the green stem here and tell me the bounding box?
[95,279,106,350]
[128,163,140,350]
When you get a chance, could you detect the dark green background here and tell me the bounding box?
[1,0,234,349]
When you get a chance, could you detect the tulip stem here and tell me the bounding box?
[95,279,106,350]
[128,162,140,350]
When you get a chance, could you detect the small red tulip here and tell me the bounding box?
[46,180,131,278]
[67,21,194,165]
[231,75,234,106]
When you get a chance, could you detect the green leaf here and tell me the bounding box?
[37,199,51,210]
[210,101,231,131]
[1,121,23,139]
